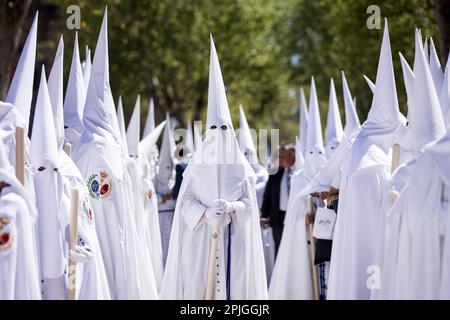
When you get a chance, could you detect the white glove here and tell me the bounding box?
[69,245,93,264]
[214,199,235,214]
[205,201,227,226]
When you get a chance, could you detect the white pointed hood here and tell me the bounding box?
[81,8,121,144]
[47,36,65,150]
[411,30,446,153]
[342,71,360,137]
[143,98,156,138]
[424,37,429,62]
[140,121,166,160]
[64,32,86,145]
[83,46,92,90]
[299,87,309,157]
[116,96,128,153]
[205,35,233,130]
[6,12,38,129]
[306,77,324,152]
[399,51,415,123]
[363,75,376,93]
[325,78,343,157]
[126,95,141,158]
[156,113,175,193]
[363,19,405,152]
[239,104,258,165]
[30,66,60,169]
[302,76,326,178]
[429,37,443,94]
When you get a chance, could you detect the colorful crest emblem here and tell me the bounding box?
[87,171,112,199]
[0,216,13,251]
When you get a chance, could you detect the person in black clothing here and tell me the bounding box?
[172,144,192,199]
[260,145,295,256]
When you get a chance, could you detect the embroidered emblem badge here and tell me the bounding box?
[0,216,13,251]
[87,171,112,199]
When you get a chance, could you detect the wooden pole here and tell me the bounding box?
[67,188,79,300]
[63,143,72,157]
[205,158,225,300]
[391,144,400,203]
[143,164,149,209]
[391,144,400,174]
[205,223,220,300]
[15,126,25,185]
[306,196,320,300]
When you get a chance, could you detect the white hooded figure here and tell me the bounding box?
[31,66,67,299]
[327,20,406,300]
[0,141,41,300]
[325,79,344,159]
[160,35,268,300]
[238,104,268,208]
[47,39,111,300]
[139,121,166,288]
[143,98,159,183]
[238,104,272,283]
[126,95,164,291]
[64,32,86,149]
[298,71,361,200]
[156,113,177,265]
[2,13,38,207]
[269,76,327,299]
[156,113,176,196]
[374,29,446,300]
[72,9,157,299]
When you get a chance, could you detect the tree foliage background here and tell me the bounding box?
[0,0,445,143]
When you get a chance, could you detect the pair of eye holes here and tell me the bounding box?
[37,167,58,172]
[309,151,323,154]
[210,125,228,130]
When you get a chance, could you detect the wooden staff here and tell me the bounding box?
[391,143,400,174]
[205,161,225,300]
[205,222,220,300]
[391,144,400,203]
[67,188,79,300]
[306,195,320,300]
[143,164,149,209]
[15,126,25,185]
[63,143,72,157]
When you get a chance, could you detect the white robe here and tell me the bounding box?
[327,136,392,300]
[124,154,160,293]
[73,138,157,299]
[0,185,41,299]
[59,152,111,299]
[160,172,267,299]
[138,147,164,290]
[268,171,314,299]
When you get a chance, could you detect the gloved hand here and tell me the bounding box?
[205,200,227,226]
[69,245,93,263]
[213,199,236,214]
